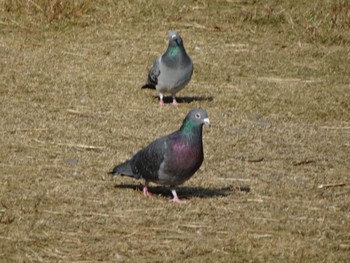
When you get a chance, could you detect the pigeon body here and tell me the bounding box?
[142,31,193,105]
[109,108,210,203]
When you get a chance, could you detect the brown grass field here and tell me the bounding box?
[1,0,350,262]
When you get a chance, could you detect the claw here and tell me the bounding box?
[170,189,186,204]
[143,184,152,197]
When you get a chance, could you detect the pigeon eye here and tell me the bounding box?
[195,113,201,119]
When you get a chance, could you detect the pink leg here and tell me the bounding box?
[143,183,152,197]
[172,97,179,106]
[159,94,165,106]
[170,189,186,204]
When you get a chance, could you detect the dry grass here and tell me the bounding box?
[1,0,350,262]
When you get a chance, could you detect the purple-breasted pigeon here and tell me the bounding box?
[109,108,209,203]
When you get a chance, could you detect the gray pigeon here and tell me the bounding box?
[109,108,210,203]
[141,30,193,105]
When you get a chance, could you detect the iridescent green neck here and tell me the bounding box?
[181,120,201,137]
[181,120,193,134]
[166,46,181,58]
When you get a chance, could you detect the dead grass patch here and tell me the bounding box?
[1,0,350,262]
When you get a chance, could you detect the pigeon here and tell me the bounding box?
[141,30,193,106]
[109,108,210,203]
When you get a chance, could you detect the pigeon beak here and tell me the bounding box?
[171,34,179,45]
[203,118,210,126]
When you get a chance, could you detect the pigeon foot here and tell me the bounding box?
[170,189,186,203]
[172,98,179,106]
[170,197,187,204]
[143,186,153,197]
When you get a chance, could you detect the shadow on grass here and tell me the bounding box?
[156,95,214,104]
[114,183,249,199]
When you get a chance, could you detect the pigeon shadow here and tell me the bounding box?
[156,95,214,104]
[114,183,249,200]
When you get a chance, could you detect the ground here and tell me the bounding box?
[0,0,350,262]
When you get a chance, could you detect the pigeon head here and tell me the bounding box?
[180,108,210,135]
[168,30,183,47]
[161,30,192,69]
[164,30,186,59]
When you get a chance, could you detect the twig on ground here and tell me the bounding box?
[318,182,348,189]
[1,128,49,133]
[247,198,263,203]
[247,157,264,163]
[293,159,316,166]
[33,139,105,150]
[253,234,273,239]
[67,109,90,117]
[218,177,251,182]
[319,126,350,130]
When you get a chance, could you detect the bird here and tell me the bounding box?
[109,108,210,203]
[141,30,193,106]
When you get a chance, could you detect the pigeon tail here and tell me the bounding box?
[109,161,139,178]
[141,84,156,90]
